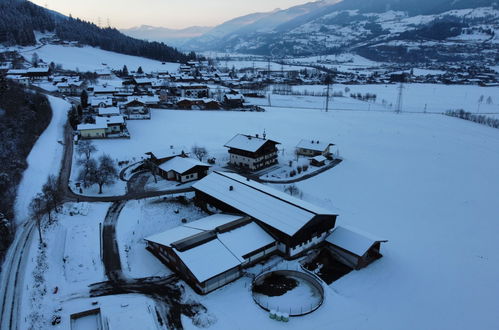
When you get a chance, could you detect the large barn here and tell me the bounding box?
[145,214,276,294]
[193,172,338,258]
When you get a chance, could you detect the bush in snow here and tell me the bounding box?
[445,109,499,130]
[191,311,217,328]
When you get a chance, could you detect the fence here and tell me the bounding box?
[251,269,325,317]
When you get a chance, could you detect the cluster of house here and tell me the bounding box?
[225,134,335,172]
[145,171,386,294]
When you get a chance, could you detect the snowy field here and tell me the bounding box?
[117,197,205,279]
[266,84,499,114]
[88,105,499,330]
[20,44,180,73]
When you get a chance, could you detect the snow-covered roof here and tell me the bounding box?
[176,238,241,283]
[77,122,107,130]
[98,107,120,116]
[90,97,113,107]
[184,214,246,231]
[158,156,210,175]
[312,155,327,162]
[145,226,204,247]
[296,139,334,152]
[217,222,275,262]
[224,134,279,153]
[126,95,159,104]
[225,93,244,100]
[93,85,116,93]
[95,115,125,126]
[146,148,185,160]
[193,172,336,236]
[326,226,387,257]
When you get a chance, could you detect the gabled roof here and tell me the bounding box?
[326,226,387,257]
[193,172,336,236]
[158,156,210,175]
[176,239,241,283]
[296,139,334,152]
[98,107,120,116]
[224,134,280,153]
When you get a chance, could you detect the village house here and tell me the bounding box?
[121,99,151,120]
[90,97,113,109]
[176,84,209,98]
[145,148,187,164]
[57,80,85,96]
[176,98,220,110]
[223,91,245,109]
[157,156,211,183]
[77,115,127,139]
[296,140,334,157]
[97,107,121,117]
[224,134,280,172]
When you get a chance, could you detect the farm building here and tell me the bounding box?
[193,172,337,258]
[296,140,334,157]
[145,214,276,294]
[325,226,387,270]
[224,134,280,172]
[145,148,187,164]
[157,156,211,183]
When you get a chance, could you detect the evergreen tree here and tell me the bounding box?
[122,65,129,76]
[137,66,144,74]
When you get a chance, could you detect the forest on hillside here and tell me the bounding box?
[0,75,52,262]
[0,0,195,63]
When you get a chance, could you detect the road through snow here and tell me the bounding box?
[14,95,71,225]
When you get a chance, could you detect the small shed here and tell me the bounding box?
[325,226,387,270]
[310,155,327,167]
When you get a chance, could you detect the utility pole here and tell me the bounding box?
[396,82,404,114]
[324,74,332,112]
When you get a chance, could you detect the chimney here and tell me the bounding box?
[256,134,259,138]
[229,185,234,191]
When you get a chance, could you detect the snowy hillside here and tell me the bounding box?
[181,1,499,63]
[17,44,180,73]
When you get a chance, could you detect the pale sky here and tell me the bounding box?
[30,0,315,29]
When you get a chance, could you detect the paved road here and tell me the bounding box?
[0,220,36,330]
[96,199,201,330]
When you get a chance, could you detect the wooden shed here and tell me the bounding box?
[325,226,387,270]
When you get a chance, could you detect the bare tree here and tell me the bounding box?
[284,184,300,197]
[29,193,46,244]
[76,140,97,161]
[88,154,118,194]
[191,145,208,161]
[42,175,62,214]
[77,157,98,188]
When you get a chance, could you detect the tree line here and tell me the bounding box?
[0,0,195,63]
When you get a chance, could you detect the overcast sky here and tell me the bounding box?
[30,0,315,29]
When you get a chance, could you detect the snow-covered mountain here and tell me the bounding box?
[120,25,213,46]
[180,0,499,63]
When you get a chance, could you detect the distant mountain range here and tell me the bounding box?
[127,0,499,63]
[120,25,212,46]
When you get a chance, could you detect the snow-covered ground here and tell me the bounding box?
[287,84,499,114]
[20,44,180,73]
[13,89,499,329]
[14,96,71,225]
[117,196,206,279]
